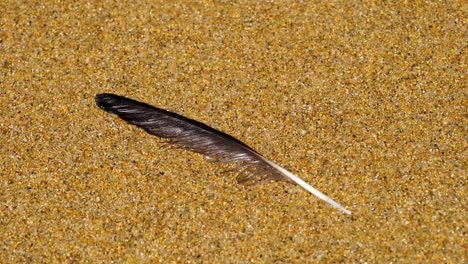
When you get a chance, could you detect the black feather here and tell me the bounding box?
[95,93,351,214]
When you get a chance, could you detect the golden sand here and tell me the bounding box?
[1,1,465,262]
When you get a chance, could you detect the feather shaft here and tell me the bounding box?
[262,158,352,215]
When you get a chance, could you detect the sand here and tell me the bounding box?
[1,1,466,262]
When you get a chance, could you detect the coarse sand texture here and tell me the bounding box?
[1,1,465,262]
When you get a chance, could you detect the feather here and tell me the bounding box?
[95,93,352,215]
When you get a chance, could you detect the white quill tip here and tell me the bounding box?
[264,159,352,215]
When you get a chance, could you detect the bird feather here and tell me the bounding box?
[95,93,351,215]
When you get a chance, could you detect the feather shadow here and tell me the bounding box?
[95,93,351,214]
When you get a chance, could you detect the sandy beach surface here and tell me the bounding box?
[1,1,465,262]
